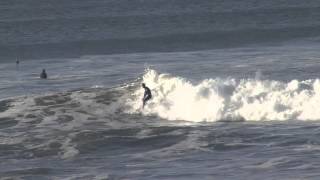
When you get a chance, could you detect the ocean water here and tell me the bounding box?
[2,0,320,179]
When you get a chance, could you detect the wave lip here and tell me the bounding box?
[127,69,320,122]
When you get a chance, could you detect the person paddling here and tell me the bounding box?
[142,83,152,108]
[40,69,47,79]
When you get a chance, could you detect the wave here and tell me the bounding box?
[2,69,320,124]
[2,68,320,162]
[127,69,320,122]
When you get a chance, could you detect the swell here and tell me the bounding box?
[1,5,320,22]
[2,6,320,41]
[2,25,320,60]
[1,3,320,59]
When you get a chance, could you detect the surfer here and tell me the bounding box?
[15,59,19,69]
[15,57,20,69]
[40,69,47,79]
[142,83,152,108]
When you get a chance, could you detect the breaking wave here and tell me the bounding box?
[127,69,320,122]
[2,69,320,125]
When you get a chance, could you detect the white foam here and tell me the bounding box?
[244,156,291,169]
[59,138,79,159]
[126,69,320,122]
[0,96,35,119]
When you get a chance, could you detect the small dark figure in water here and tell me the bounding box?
[15,58,20,69]
[15,60,20,69]
[142,83,152,108]
[40,69,47,79]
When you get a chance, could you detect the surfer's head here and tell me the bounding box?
[142,83,146,88]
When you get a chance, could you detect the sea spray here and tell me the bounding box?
[127,69,320,122]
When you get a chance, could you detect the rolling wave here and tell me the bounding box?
[128,69,320,122]
[2,69,320,126]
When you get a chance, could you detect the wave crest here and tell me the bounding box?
[127,69,320,122]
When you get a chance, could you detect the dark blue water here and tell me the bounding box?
[2,1,320,179]
[1,0,320,60]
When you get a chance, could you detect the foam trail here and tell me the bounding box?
[127,69,320,122]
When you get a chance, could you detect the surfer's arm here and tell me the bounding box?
[143,91,147,99]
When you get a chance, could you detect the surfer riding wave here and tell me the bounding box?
[142,83,152,108]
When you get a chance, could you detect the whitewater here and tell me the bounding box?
[2,44,320,179]
[129,69,320,122]
[2,0,320,179]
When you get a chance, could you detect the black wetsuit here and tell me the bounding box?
[40,71,47,79]
[143,86,152,107]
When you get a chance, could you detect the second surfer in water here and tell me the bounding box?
[142,83,152,108]
[40,69,47,79]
